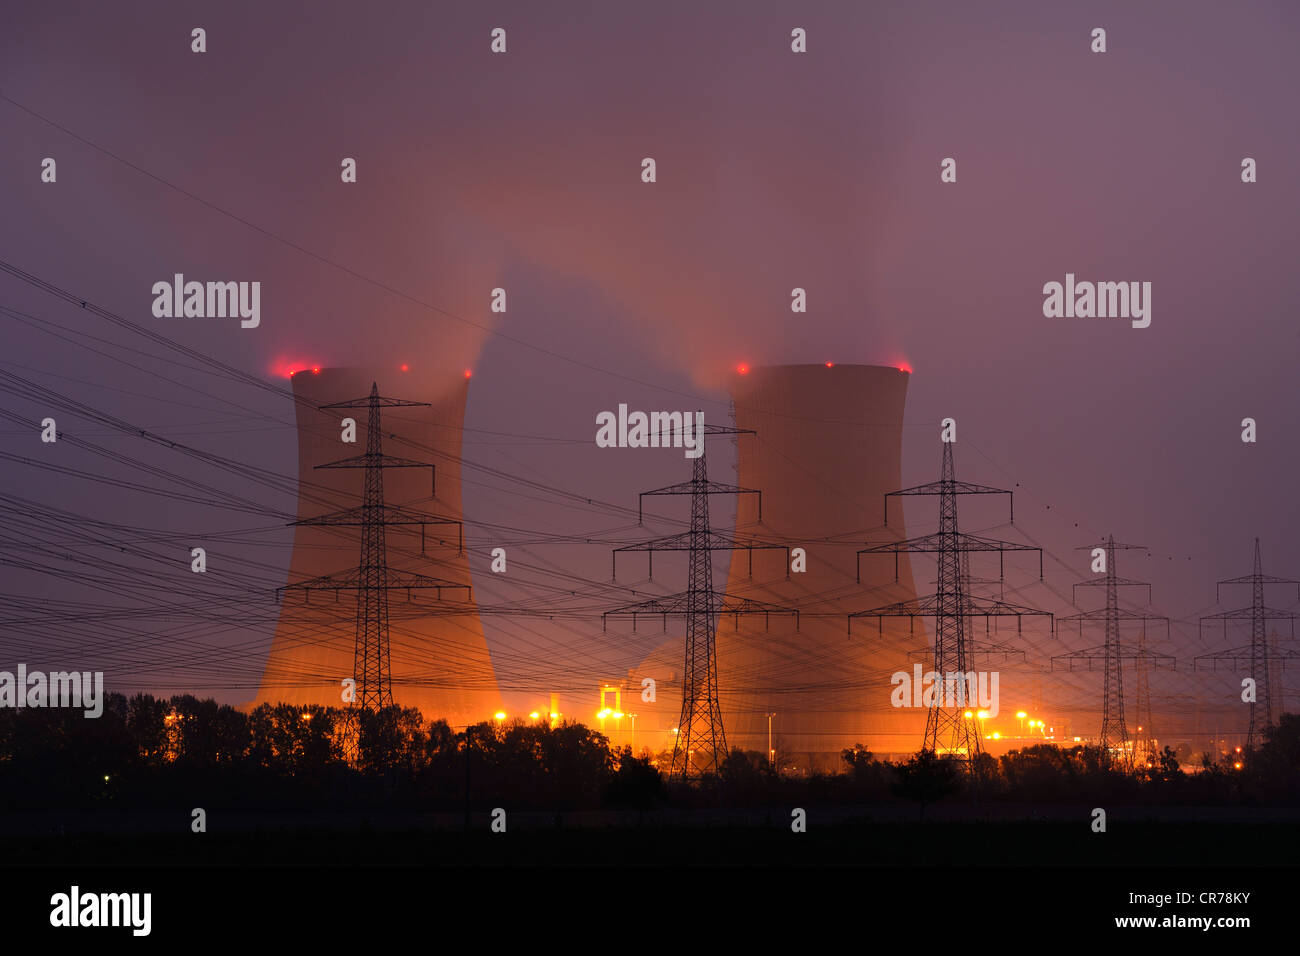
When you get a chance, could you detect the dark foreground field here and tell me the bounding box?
[2,814,1289,942]
[3,809,1296,866]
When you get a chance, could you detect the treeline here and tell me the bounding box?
[694,717,1300,811]
[0,694,1297,812]
[0,694,658,812]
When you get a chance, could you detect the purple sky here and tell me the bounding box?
[2,1,1298,747]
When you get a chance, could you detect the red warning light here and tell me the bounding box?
[825,362,834,368]
[272,358,323,379]
[400,363,409,372]
[898,362,912,374]
[464,369,473,379]
[737,363,749,375]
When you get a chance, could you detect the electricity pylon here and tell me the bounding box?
[278,383,467,763]
[1052,536,1174,769]
[604,421,796,779]
[1196,538,1300,756]
[1132,628,1160,767]
[848,440,1053,773]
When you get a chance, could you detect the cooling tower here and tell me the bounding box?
[628,364,925,769]
[254,367,501,727]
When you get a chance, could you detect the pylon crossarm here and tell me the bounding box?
[638,480,762,522]
[696,423,755,438]
[1195,645,1300,670]
[885,479,1009,499]
[1073,576,1152,600]
[603,591,798,632]
[1215,572,1300,587]
[291,504,460,528]
[616,529,785,553]
[859,531,1039,556]
[1216,579,1300,603]
[857,533,1044,583]
[316,452,434,470]
[280,568,468,594]
[1062,608,1171,639]
[1201,606,1300,622]
[613,529,788,581]
[850,591,1052,621]
[883,478,1013,527]
[1052,644,1176,669]
[319,394,430,409]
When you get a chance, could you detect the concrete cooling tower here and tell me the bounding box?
[254,366,501,727]
[626,364,925,771]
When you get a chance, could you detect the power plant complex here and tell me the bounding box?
[249,362,1276,773]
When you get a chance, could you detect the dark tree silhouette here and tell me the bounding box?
[892,749,961,821]
[127,693,168,765]
[605,746,665,814]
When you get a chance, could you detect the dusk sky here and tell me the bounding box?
[2,1,1298,745]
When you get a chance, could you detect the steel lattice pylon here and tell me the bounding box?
[929,442,975,761]
[1133,628,1159,768]
[1197,539,1300,757]
[353,387,394,719]
[604,420,796,780]
[277,383,467,764]
[1097,538,1131,757]
[849,440,1053,774]
[676,447,727,777]
[1052,536,1174,769]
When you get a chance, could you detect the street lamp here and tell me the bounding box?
[767,713,776,769]
[1016,711,1026,734]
